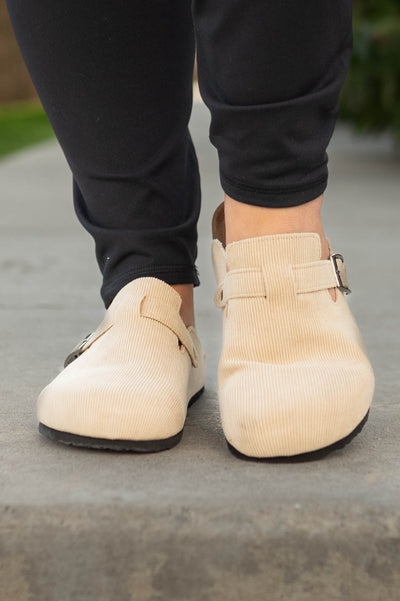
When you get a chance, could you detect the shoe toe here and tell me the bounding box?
[37,360,188,441]
[220,359,374,458]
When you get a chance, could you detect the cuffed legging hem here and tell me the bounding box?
[101,264,200,309]
[220,172,328,209]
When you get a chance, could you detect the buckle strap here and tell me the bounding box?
[64,296,198,369]
[214,253,351,308]
[215,268,267,308]
[64,320,113,368]
[64,333,93,368]
[140,296,198,367]
[330,253,351,294]
[293,254,351,295]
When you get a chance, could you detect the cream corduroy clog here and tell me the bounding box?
[211,203,374,459]
[37,277,205,451]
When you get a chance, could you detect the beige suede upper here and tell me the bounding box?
[212,229,375,458]
[37,277,205,441]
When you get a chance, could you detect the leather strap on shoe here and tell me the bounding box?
[64,318,113,368]
[293,254,350,294]
[140,296,198,367]
[64,292,199,369]
[214,254,350,308]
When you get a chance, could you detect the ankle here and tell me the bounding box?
[224,193,329,256]
[171,283,195,328]
[224,193,335,300]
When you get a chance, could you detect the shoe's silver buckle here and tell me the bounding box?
[330,253,351,295]
[64,333,92,368]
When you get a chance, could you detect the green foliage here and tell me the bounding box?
[340,0,400,140]
[0,100,54,158]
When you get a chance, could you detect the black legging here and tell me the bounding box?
[5,0,353,307]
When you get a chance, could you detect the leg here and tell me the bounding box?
[194,0,375,458]
[6,0,206,450]
[6,0,199,325]
[194,0,353,247]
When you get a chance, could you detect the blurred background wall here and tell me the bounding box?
[340,0,400,141]
[0,1,37,102]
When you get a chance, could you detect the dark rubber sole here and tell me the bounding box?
[226,409,370,463]
[38,386,204,453]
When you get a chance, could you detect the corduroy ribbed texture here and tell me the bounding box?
[212,232,375,458]
[37,278,205,441]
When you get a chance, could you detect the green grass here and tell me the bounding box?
[0,100,55,158]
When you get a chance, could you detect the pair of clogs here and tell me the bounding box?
[38,205,374,458]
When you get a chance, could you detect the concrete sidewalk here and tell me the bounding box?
[0,99,399,601]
